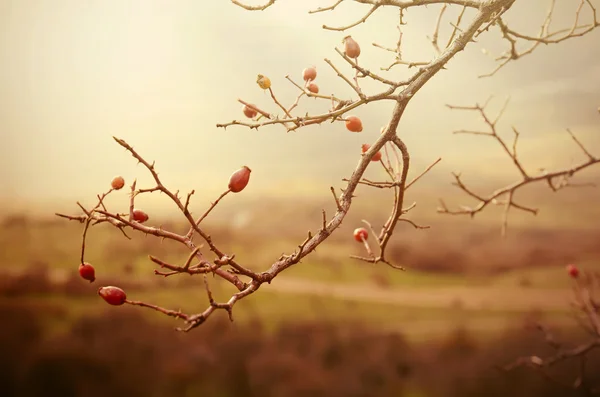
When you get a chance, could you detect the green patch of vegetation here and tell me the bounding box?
[491,260,600,289]
[4,280,575,344]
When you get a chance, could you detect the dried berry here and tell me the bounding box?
[256,74,271,90]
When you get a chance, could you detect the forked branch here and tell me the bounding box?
[480,0,599,77]
[439,98,599,236]
[501,269,600,395]
[55,0,599,334]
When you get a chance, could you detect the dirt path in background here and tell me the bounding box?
[262,277,572,311]
[18,268,572,312]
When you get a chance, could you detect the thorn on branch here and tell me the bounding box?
[330,187,343,211]
[126,300,190,321]
[309,0,343,14]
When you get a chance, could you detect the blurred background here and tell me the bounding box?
[1,0,599,396]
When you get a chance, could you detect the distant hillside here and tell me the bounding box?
[2,164,598,233]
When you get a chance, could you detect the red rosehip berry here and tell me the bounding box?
[307,82,319,94]
[98,286,127,306]
[361,144,382,162]
[345,116,363,132]
[566,264,579,278]
[228,166,252,193]
[302,66,317,82]
[343,35,361,59]
[111,176,125,190]
[242,104,258,119]
[79,262,96,283]
[132,209,149,223]
[353,228,368,242]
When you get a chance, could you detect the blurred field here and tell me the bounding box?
[2,0,599,394]
[2,205,599,342]
[1,196,600,396]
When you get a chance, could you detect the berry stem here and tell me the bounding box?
[186,189,231,239]
[80,188,113,263]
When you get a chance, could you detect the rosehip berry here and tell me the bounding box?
[307,83,319,94]
[343,35,361,59]
[98,286,127,306]
[256,74,271,90]
[566,264,579,278]
[132,209,149,223]
[353,228,368,242]
[345,116,363,132]
[361,144,382,162]
[79,262,96,283]
[302,66,317,82]
[111,176,125,190]
[228,166,252,193]
[242,104,258,119]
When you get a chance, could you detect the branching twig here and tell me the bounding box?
[480,0,599,77]
[56,0,600,336]
[323,5,380,31]
[502,270,600,394]
[230,0,276,11]
[440,99,599,235]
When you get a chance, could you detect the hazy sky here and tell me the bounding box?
[1,0,599,215]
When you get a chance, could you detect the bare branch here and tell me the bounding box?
[503,270,600,394]
[309,0,344,14]
[230,0,276,11]
[126,300,191,320]
[185,189,231,239]
[237,99,271,119]
[324,57,366,100]
[440,100,599,234]
[406,157,442,189]
[428,4,448,53]
[56,0,600,336]
[446,5,468,48]
[480,0,599,77]
[567,128,596,161]
[323,5,380,31]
